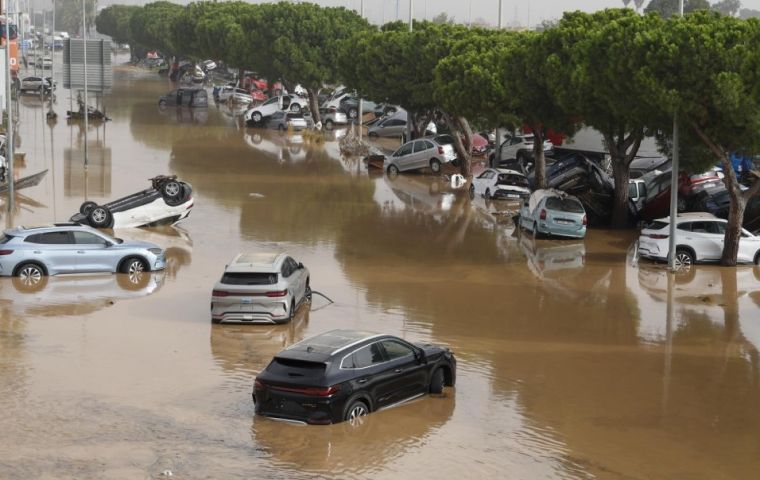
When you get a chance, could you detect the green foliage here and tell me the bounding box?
[644,0,711,17]
[129,1,185,56]
[96,5,139,45]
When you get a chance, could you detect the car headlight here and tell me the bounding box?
[148,248,163,255]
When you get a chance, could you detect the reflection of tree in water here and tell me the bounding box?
[0,310,29,409]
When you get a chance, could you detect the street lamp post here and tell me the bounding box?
[82,0,88,167]
[667,0,684,272]
[5,0,16,211]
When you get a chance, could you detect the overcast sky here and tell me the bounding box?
[86,0,760,28]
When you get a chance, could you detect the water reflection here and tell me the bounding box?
[157,105,209,125]
[250,392,454,476]
[519,234,586,280]
[64,140,112,197]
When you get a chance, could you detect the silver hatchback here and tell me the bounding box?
[211,253,310,324]
[385,139,456,175]
[0,224,166,282]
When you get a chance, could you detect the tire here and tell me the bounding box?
[677,197,687,213]
[429,368,444,394]
[289,104,301,113]
[387,164,399,176]
[158,99,167,108]
[348,107,358,120]
[344,399,369,425]
[116,268,150,291]
[485,188,491,199]
[79,201,98,215]
[161,180,182,198]
[674,248,694,270]
[12,264,47,291]
[430,159,442,174]
[368,131,378,138]
[119,257,147,275]
[87,206,112,228]
[754,251,760,266]
[324,119,334,129]
[252,112,262,123]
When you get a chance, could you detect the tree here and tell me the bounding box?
[543,9,666,228]
[129,1,185,58]
[739,8,760,18]
[95,5,139,45]
[646,11,760,265]
[712,0,742,16]
[644,0,710,17]
[338,22,474,174]
[55,0,97,35]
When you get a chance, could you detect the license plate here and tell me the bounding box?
[243,314,254,321]
[556,219,574,225]
[241,298,253,304]
[507,194,519,198]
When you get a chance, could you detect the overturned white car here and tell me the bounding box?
[70,176,193,229]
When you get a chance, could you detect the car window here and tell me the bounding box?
[73,231,109,245]
[477,171,491,179]
[638,183,648,198]
[395,143,414,157]
[545,197,584,213]
[26,231,73,244]
[221,272,277,285]
[677,222,691,231]
[690,221,719,234]
[485,171,495,179]
[380,340,414,360]
[263,97,278,106]
[286,257,299,273]
[413,141,428,153]
[712,222,726,234]
[388,119,406,126]
[628,183,638,197]
[343,342,387,369]
[281,260,293,278]
[497,174,528,187]
[424,140,435,150]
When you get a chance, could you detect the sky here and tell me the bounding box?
[87,0,760,28]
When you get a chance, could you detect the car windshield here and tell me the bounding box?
[496,174,528,187]
[545,197,584,213]
[221,272,278,285]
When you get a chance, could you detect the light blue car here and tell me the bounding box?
[518,189,587,239]
[0,224,166,283]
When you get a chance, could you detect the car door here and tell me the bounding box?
[73,231,114,273]
[473,170,490,195]
[412,140,429,169]
[737,228,760,263]
[683,221,720,261]
[26,231,79,274]
[387,119,406,137]
[393,142,415,171]
[378,339,428,401]
[343,342,399,408]
[285,257,305,302]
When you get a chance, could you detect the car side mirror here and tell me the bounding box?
[104,241,113,247]
[415,348,427,364]
[298,262,304,269]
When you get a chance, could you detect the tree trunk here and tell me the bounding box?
[603,131,643,229]
[443,113,472,177]
[307,88,321,126]
[532,127,546,189]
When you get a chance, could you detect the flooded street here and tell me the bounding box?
[2,55,760,479]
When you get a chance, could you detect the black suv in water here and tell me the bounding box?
[253,330,456,425]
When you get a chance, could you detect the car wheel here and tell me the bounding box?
[324,119,334,129]
[158,99,167,108]
[368,131,378,138]
[120,257,147,275]
[79,200,98,215]
[485,188,491,199]
[348,108,358,119]
[344,399,369,425]
[430,159,442,174]
[754,251,760,266]
[387,164,399,176]
[429,368,445,394]
[87,206,112,228]
[252,112,262,123]
[290,104,302,113]
[161,180,182,199]
[469,184,475,200]
[674,248,694,270]
[13,263,46,290]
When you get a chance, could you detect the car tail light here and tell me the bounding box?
[266,290,288,298]
[438,146,444,154]
[0,250,13,255]
[646,234,669,239]
[270,384,341,397]
[582,215,588,226]
[254,379,265,390]
[212,290,229,297]
[328,107,337,113]
[540,209,547,220]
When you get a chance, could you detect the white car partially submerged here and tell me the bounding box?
[70,176,194,229]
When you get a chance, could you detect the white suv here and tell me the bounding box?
[490,134,554,167]
[210,253,310,324]
[638,213,760,267]
[244,95,307,124]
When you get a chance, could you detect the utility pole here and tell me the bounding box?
[4,0,16,211]
[360,0,363,18]
[667,0,684,272]
[82,0,88,167]
[408,0,413,32]
[498,0,503,28]
[47,0,54,118]
[493,0,504,170]
[405,0,413,144]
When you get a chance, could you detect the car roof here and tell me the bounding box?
[280,329,385,362]
[653,212,719,223]
[494,168,525,176]
[225,252,286,273]
[4,223,99,236]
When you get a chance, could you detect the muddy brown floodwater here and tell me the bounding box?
[1,54,759,479]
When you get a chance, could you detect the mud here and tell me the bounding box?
[0,54,759,479]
